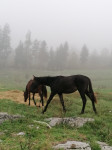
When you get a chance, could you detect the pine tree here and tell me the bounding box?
[15,41,25,68]
[48,47,55,70]
[32,39,40,67]
[80,44,89,64]
[0,24,11,68]
[38,40,49,69]
[24,31,32,68]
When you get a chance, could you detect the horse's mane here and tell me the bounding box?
[35,76,64,86]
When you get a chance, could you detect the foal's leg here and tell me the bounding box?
[78,90,87,114]
[32,93,36,106]
[58,94,66,112]
[28,93,31,106]
[38,92,43,107]
[85,91,97,114]
[42,92,55,114]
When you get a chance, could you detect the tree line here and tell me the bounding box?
[0,24,112,70]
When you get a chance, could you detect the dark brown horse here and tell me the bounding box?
[24,80,47,106]
[31,75,97,114]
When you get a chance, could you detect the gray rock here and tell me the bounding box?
[0,112,24,124]
[97,141,112,150]
[53,141,91,150]
[45,117,94,127]
[45,118,62,127]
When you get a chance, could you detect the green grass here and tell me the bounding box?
[0,91,112,150]
[0,69,112,149]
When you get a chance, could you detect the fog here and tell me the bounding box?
[1,0,112,49]
[0,0,112,71]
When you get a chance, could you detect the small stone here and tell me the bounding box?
[0,132,4,135]
[17,132,25,136]
[28,125,34,128]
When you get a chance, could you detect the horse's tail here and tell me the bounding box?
[88,79,97,104]
[42,86,47,99]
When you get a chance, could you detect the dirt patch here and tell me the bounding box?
[0,90,41,106]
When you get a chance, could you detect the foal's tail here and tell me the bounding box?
[88,79,97,104]
[42,86,47,99]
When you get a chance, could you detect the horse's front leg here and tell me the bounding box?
[42,92,55,114]
[39,90,44,106]
[38,92,43,107]
[32,93,36,106]
[58,94,66,112]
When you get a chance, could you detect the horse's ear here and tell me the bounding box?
[33,75,35,80]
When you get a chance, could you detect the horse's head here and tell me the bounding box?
[23,91,28,102]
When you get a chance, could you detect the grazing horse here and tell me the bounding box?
[31,75,97,114]
[24,80,47,106]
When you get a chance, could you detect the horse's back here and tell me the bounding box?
[74,75,90,84]
[26,80,33,91]
[51,76,77,93]
[51,75,90,93]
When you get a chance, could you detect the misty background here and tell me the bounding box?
[0,0,112,71]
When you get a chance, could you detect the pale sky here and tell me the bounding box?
[0,0,112,50]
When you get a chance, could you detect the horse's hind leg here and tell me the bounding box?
[58,94,66,112]
[32,93,36,106]
[78,90,87,114]
[85,91,97,114]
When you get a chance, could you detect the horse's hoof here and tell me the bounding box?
[63,110,66,113]
[80,112,84,115]
[95,111,97,114]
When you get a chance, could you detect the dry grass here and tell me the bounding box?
[0,90,42,106]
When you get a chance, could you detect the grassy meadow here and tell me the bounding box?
[0,69,112,150]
